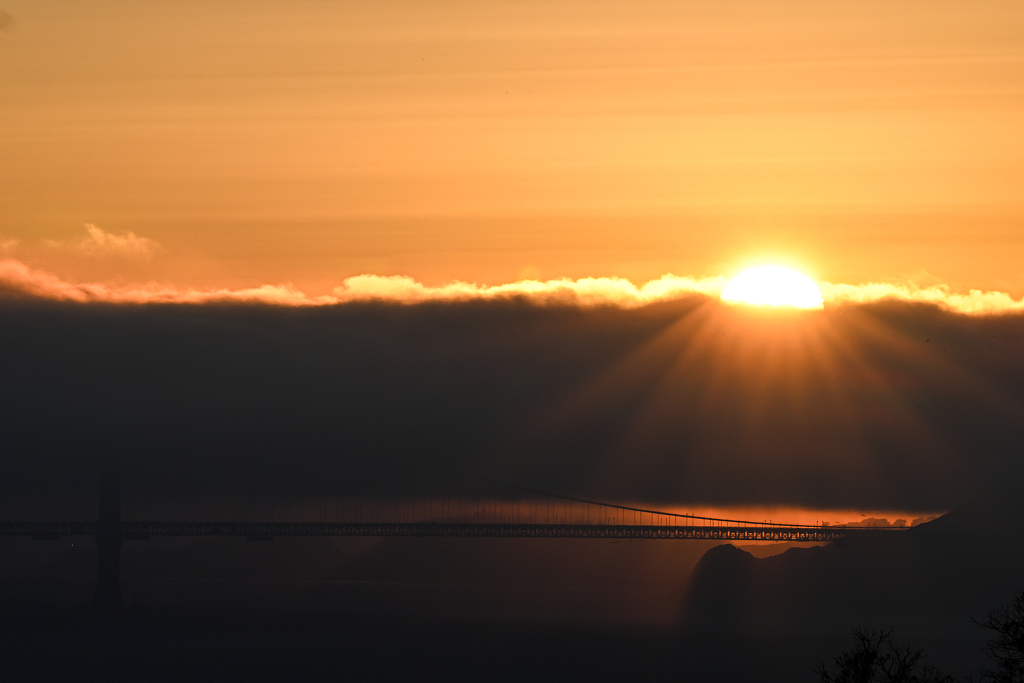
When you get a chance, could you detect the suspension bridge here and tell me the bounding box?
[0,466,909,609]
[0,473,906,544]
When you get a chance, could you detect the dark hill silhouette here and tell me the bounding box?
[682,491,1024,676]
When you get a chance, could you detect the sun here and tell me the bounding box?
[720,266,824,309]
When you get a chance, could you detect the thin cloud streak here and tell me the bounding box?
[43,224,161,259]
[333,274,728,307]
[0,259,330,305]
[820,282,1024,315]
[2,258,1023,314]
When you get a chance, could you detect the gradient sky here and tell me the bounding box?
[2,0,1023,297]
[4,2,1024,525]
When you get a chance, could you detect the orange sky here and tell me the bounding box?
[2,0,1023,297]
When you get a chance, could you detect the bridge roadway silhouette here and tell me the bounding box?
[1,519,900,543]
[2,483,910,611]
[3,477,909,543]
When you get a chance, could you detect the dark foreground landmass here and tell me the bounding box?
[0,534,826,683]
[5,492,1024,681]
[683,491,1024,679]
[0,603,847,683]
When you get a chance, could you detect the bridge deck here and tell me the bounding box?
[1,521,908,543]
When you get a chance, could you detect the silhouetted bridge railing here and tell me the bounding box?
[1,520,908,543]
[2,473,914,612]
[3,489,914,613]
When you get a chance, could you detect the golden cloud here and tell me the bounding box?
[819,282,1024,315]
[44,224,161,259]
[2,258,1023,315]
[331,274,729,307]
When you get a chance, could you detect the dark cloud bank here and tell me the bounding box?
[2,292,1023,512]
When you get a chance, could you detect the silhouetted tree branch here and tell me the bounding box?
[816,627,955,683]
[976,592,1024,683]
[817,591,1024,683]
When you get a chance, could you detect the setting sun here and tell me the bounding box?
[720,266,824,310]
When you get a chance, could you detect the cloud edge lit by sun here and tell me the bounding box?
[2,258,1024,315]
